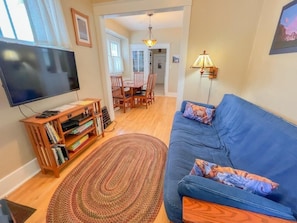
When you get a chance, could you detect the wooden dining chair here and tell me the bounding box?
[134,72,144,83]
[133,72,144,94]
[133,73,154,109]
[110,75,132,113]
[150,73,157,103]
[140,73,157,103]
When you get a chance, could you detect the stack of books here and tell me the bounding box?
[52,144,69,166]
[45,123,60,144]
[68,134,89,152]
[69,120,93,135]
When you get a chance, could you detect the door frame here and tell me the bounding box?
[149,43,170,96]
[93,2,192,120]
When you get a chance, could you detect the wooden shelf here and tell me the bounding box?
[65,127,95,147]
[67,135,97,159]
[62,116,93,135]
[21,98,104,177]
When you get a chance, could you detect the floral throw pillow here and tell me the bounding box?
[190,159,279,196]
[183,102,215,124]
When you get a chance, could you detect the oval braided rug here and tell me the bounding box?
[46,133,168,223]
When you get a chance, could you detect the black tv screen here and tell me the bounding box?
[0,41,80,107]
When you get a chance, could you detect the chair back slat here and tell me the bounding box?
[134,72,144,84]
[110,75,132,113]
[110,75,125,97]
[151,73,157,101]
[146,74,154,93]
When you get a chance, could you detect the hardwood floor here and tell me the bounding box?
[6,96,176,223]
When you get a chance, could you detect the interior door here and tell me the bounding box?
[130,45,149,81]
[153,54,166,84]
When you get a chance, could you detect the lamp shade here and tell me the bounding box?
[191,50,216,75]
[192,50,214,68]
[143,26,157,47]
[143,39,157,47]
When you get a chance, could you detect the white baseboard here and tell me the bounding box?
[0,159,40,198]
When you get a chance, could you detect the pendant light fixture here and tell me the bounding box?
[143,13,157,48]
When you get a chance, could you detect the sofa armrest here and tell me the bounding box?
[178,175,296,221]
[180,100,215,113]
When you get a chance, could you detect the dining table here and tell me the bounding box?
[123,80,145,106]
[123,80,144,88]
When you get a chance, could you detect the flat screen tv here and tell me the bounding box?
[0,41,80,107]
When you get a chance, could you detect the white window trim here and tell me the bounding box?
[106,33,124,75]
[0,0,70,49]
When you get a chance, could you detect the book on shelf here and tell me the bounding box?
[52,144,69,165]
[45,123,54,144]
[55,147,65,164]
[52,148,59,166]
[69,120,94,135]
[68,134,89,152]
[95,116,103,135]
[45,123,61,144]
[56,144,69,161]
[49,123,61,142]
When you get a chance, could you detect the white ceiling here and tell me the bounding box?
[106,11,184,31]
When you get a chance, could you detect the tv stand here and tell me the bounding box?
[21,98,104,177]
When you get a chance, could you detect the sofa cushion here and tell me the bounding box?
[190,159,279,196]
[183,102,215,124]
[171,111,223,149]
[180,100,215,113]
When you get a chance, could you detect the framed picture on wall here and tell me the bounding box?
[172,55,180,63]
[71,8,92,47]
[270,0,297,55]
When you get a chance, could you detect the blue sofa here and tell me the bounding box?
[164,94,297,222]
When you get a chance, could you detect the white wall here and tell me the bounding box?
[62,0,105,101]
[242,0,297,124]
[183,0,264,106]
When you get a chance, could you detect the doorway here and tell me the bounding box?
[131,44,169,96]
[151,49,166,96]
[94,3,192,120]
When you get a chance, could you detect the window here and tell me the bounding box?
[0,0,33,41]
[106,34,124,74]
[0,0,70,48]
[132,50,144,72]
[130,44,150,81]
